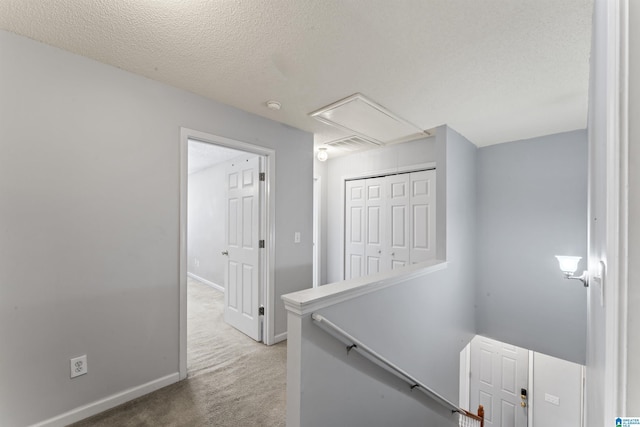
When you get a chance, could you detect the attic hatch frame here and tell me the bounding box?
[178,127,278,380]
[310,93,430,146]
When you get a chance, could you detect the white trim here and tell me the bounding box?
[313,176,322,288]
[282,259,446,316]
[31,373,179,427]
[339,173,346,282]
[179,128,277,380]
[342,162,437,182]
[274,331,287,344]
[459,341,471,410]
[187,272,224,293]
[528,350,534,427]
[264,147,277,346]
[179,135,188,380]
[603,0,626,419]
[617,0,630,415]
[581,365,586,427]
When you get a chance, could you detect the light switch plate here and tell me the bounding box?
[544,393,559,406]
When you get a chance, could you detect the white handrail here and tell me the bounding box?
[311,313,463,415]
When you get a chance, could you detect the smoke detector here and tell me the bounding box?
[266,100,281,110]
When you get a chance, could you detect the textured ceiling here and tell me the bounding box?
[0,0,593,148]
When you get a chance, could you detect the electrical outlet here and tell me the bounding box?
[194,258,200,267]
[294,232,301,243]
[70,355,87,378]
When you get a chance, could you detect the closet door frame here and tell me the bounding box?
[340,162,436,280]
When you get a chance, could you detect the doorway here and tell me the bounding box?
[460,335,585,427]
[313,176,321,287]
[469,336,529,427]
[179,128,276,380]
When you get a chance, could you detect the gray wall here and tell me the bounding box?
[187,163,227,287]
[476,130,587,364]
[322,137,438,283]
[0,30,312,426]
[627,0,640,411]
[294,126,477,425]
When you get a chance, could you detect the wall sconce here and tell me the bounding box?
[316,147,328,162]
[555,255,588,287]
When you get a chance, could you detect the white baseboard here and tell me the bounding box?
[274,331,287,344]
[187,272,224,293]
[31,373,180,427]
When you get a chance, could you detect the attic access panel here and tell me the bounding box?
[324,135,381,152]
[310,93,428,145]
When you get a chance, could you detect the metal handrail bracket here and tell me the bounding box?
[311,313,463,415]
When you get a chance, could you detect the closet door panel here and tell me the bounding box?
[386,174,410,270]
[345,180,366,279]
[365,177,385,274]
[410,170,436,263]
[345,169,437,280]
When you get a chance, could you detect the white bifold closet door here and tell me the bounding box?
[345,169,436,280]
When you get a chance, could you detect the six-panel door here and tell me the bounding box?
[344,169,436,279]
[224,155,261,341]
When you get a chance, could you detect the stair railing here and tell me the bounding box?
[311,313,484,427]
[458,406,484,427]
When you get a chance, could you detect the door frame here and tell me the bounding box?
[461,335,587,427]
[313,176,321,287]
[463,335,531,426]
[339,162,436,279]
[179,127,276,380]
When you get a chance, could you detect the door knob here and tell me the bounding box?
[520,401,526,408]
[221,250,229,256]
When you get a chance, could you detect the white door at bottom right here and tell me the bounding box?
[470,336,528,427]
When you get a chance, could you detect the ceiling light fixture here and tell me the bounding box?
[266,100,281,110]
[316,147,328,162]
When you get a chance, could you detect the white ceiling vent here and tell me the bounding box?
[324,135,381,152]
[310,93,428,145]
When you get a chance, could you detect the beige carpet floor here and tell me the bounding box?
[71,278,287,427]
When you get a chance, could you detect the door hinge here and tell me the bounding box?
[259,306,265,316]
[259,172,266,181]
[259,240,265,248]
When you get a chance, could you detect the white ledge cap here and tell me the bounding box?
[282,259,447,316]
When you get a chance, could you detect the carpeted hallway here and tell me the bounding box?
[71,278,287,426]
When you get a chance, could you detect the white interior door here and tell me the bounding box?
[410,170,436,263]
[386,173,410,270]
[345,179,366,279]
[344,169,437,279]
[224,155,262,341]
[365,177,385,275]
[470,336,528,427]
